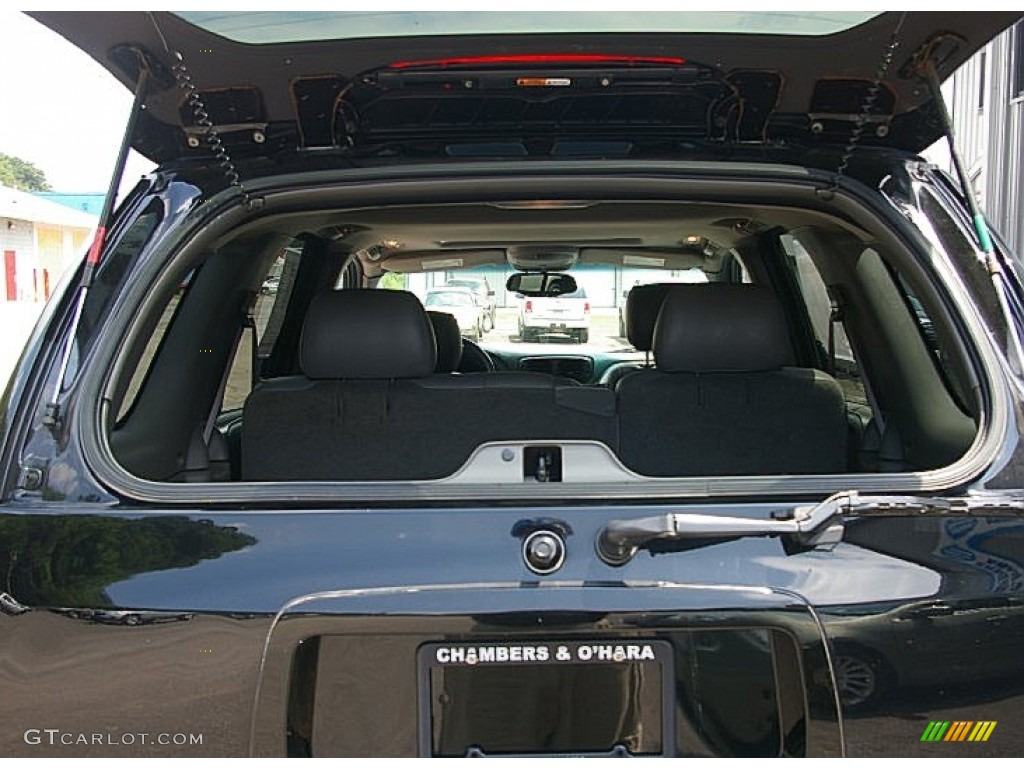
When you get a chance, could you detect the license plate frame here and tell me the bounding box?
[417,639,675,757]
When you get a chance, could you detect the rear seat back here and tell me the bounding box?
[242,290,616,481]
[616,284,848,476]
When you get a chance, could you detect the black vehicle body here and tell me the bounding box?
[3,11,1024,758]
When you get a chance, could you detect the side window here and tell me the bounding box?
[780,234,867,405]
[916,184,1013,351]
[80,203,163,349]
[220,242,302,412]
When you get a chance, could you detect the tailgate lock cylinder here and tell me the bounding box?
[522,529,566,574]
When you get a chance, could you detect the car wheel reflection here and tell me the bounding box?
[832,644,891,710]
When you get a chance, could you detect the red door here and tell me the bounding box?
[4,250,16,301]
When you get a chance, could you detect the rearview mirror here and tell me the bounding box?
[506,272,578,297]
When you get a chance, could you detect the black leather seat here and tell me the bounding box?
[242,290,617,481]
[616,284,848,476]
[427,310,463,372]
[604,283,677,390]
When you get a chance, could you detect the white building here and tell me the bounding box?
[931,21,1024,254]
[0,182,96,302]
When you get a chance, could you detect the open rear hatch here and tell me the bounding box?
[28,11,1022,162]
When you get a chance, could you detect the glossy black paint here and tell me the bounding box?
[2,506,1023,755]
[2,155,1024,756]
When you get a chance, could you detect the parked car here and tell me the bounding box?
[3,10,1024,758]
[444,277,496,331]
[518,286,591,343]
[259,275,280,295]
[423,286,484,340]
[825,594,1024,710]
[0,592,30,616]
[52,608,195,626]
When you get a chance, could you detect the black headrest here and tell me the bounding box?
[625,283,676,352]
[300,290,436,379]
[653,285,794,372]
[427,311,463,373]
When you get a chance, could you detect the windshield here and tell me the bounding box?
[381,264,711,355]
[176,11,880,45]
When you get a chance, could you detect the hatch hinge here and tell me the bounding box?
[898,31,967,83]
[108,43,175,92]
[16,455,49,495]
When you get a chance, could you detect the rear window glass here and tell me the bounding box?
[425,291,474,307]
[176,11,880,45]
[80,202,163,357]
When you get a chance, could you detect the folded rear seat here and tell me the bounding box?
[241,290,616,481]
[616,284,848,476]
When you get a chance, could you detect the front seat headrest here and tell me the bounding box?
[300,290,436,379]
[625,283,677,352]
[427,310,464,373]
[653,284,795,373]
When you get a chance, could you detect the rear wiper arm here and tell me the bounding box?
[596,493,851,566]
[596,491,1024,566]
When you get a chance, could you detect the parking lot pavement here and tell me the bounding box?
[0,302,44,390]
[1,611,268,756]
[843,680,1024,757]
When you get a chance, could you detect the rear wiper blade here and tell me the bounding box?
[595,491,1022,566]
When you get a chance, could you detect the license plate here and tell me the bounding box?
[418,640,674,757]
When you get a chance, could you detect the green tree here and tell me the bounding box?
[0,515,256,606]
[378,271,407,290]
[0,152,51,192]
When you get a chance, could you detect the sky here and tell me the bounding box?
[0,11,154,195]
